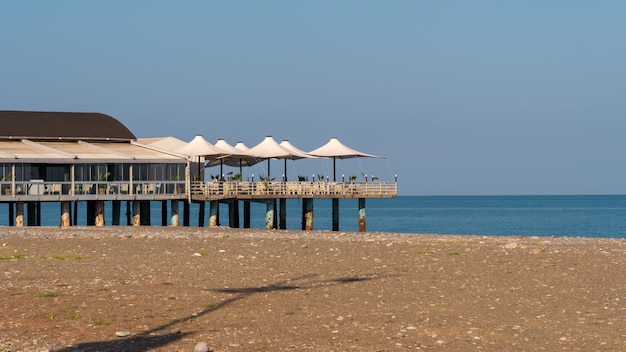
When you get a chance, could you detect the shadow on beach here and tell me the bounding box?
[53,273,380,352]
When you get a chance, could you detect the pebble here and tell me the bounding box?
[194,341,210,352]
[115,331,131,337]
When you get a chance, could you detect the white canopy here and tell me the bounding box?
[205,139,260,168]
[245,136,293,159]
[307,137,380,159]
[234,141,250,151]
[137,136,188,152]
[176,134,229,158]
[308,137,381,181]
[245,136,312,179]
[279,140,313,160]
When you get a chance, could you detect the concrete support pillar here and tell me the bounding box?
[27,203,34,226]
[243,201,250,228]
[208,200,218,228]
[161,200,168,226]
[140,201,151,226]
[95,201,105,226]
[183,201,190,227]
[73,201,78,226]
[112,200,121,226]
[61,201,71,227]
[265,199,275,230]
[228,200,239,228]
[15,202,24,227]
[132,201,141,226]
[279,198,286,229]
[302,198,313,231]
[170,200,179,227]
[86,201,95,226]
[358,198,366,232]
[332,198,339,231]
[8,202,14,227]
[126,201,132,225]
[27,202,39,226]
[198,201,206,227]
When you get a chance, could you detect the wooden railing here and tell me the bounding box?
[0,180,396,200]
[0,180,186,198]
[191,181,397,199]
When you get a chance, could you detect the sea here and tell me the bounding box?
[1,195,625,238]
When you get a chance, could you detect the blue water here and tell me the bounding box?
[1,195,625,238]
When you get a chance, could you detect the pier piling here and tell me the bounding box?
[209,200,218,228]
[171,200,179,226]
[61,201,71,227]
[15,202,23,227]
[358,198,366,232]
[302,198,313,231]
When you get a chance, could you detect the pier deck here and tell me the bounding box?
[0,180,397,202]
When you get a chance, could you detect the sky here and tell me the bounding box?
[2,1,625,196]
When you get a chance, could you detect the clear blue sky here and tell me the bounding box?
[2,1,625,196]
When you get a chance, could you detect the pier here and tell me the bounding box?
[0,110,397,231]
[1,178,397,231]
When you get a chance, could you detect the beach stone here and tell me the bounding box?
[194,341,210,352]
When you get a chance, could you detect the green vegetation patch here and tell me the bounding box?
[0,254,26,260]
[47,253,86,260]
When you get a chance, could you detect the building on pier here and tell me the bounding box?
[0,110,397,231]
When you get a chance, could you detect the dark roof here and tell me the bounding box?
[0,110,136,141]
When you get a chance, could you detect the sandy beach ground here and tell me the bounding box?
[1,226,625,351]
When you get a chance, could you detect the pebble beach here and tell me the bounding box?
[1,226,625,351]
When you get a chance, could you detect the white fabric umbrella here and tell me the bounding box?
[176,135,230,181]
[176,134,229,158]
[234,141,250,151]
[205,138,261,178]
[279,139,317,181]
[308,137,381,181]
[279,140,312,159]
[245,136,295,179]
[137,136,188,151]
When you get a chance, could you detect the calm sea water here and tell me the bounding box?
[2,195,625,238]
